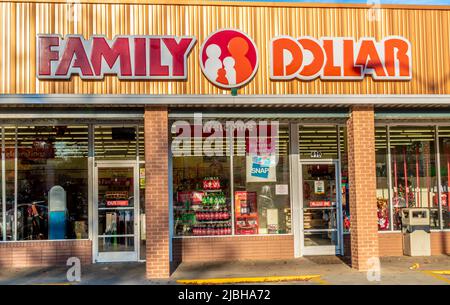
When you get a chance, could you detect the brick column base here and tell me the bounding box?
[347,105,380,271]
[145,106,170,279]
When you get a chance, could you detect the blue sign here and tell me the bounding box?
[250,155,273,179]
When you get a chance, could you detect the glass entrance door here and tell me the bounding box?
[301,162,342,255]
[94,163,139,262]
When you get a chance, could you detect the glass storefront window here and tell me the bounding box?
[299,126,338,160]
[139,126,145,161]
[13,125,89,240]
[97,167,135,252]
[171,120,232,236]
[5,127,16,240]
[438,127,450,229]
[301,163,338,246]
[0,128,2,241]
[233,125,291,235]
[376,126,390,231]
[339,126,350,233]
[139,163,146,260]
[0,123,144,243]
[171,119,290,236]
[390,126,439,230]
[95,126,137,160]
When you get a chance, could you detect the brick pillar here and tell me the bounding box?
[145,106,170,279]
[346,106,379,271]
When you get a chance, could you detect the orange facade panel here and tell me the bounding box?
[0,1,449,95]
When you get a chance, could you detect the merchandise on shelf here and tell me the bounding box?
[377,197,389,230]
[195,210,231,221]
[201,191,226,207]
[284,208,291,233]
[175,176,231,236]
[202,176,221,190]
[192,224,232,236]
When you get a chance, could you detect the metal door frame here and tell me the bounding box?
[299,159,343,256]
[93,160,139,262]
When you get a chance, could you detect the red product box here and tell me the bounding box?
[191,191,204,205]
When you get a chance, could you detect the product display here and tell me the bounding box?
[284,208,291,233]
[377,197,389,230]
[174,175,231,236]
[234,191,259,235]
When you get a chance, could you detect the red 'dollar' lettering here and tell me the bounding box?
[270,36,412,80]
[343,39,362,78]
[270,37,304,79]
[297,37,325,80]
[321,39,342,78]
[355,40,386,77]
[384,37,411,78]
[36,34,196,79]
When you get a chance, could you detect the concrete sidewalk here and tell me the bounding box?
[0,256,449,285]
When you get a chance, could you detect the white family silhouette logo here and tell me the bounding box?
[200,29,259,89]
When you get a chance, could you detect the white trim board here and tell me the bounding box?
[1,94,450,105]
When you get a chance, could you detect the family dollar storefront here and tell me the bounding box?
[0,0,450,279]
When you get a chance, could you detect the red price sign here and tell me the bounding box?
[309,201,331,207]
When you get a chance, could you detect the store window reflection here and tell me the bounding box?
[5,127,16,240]
[0,129,2,241]
[376,126,390,231]
[390,126,439,230]
[438,127,450,229]
[15,126,89,240]
[339,126,350,233]
[233,124,291,235]
[299,126,338,160]
[95,126,137,160]
[171,120,232,237]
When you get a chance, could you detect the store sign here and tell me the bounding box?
[36,31,412,85]
[247,154,277,182]
[309,201,332,207]
[314,180,325,194]
[37,34,196,79]
[106,200,129,207]
[310,151,322,158]
[270,36,412,80]
[199,29,259,89]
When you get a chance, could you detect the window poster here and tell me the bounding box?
[234,191,259,235]
[246,154,277,183]
[314,180,325,195]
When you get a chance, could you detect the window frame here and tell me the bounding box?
[0,123,144,242]
[170,120,294,238]
[376,123,450,232]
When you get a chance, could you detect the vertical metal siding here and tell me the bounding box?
[0,2,449,95]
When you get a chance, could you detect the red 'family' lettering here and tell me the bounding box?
[37,35,196,79]
[270,36,412,80]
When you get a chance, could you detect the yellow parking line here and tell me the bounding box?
[32,282,74,285]
[430,270,450,275]
[177,275,321,285]
[422,271,450,284]
[310,276,330,285]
